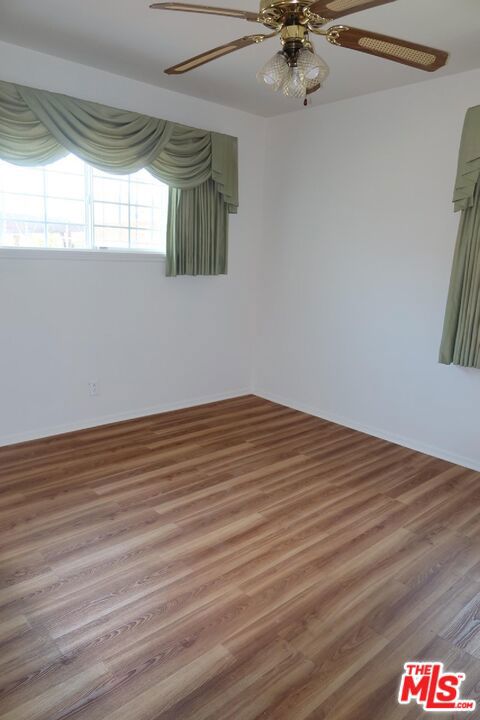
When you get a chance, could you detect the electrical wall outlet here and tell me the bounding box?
[88,382,99,397]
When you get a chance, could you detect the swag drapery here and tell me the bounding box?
[440,105,480,368]
[0,80,238,275]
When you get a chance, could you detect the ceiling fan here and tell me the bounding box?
[150,0,449,100]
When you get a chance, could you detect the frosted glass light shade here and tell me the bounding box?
[296,48,330,87]
[256,52,289,91]
[282,67,307,98]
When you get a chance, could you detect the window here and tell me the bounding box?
[0,155,168,254]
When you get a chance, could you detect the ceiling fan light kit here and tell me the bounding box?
[257,52,289,90]
[257,36,329,97]
[297,48,330,84]
[150,0,449,103]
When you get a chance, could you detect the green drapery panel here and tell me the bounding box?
[439,180,480,368]
[440,106,480,368]
[167,180,228,276]
[453,105,480,212]
[0,79,238,275]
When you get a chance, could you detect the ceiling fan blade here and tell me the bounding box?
[150,2,260,22]
[164,33,275,74]
[327,26,449,71]
[308,0,397,21]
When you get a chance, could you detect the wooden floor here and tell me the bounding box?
[0,395,480,719]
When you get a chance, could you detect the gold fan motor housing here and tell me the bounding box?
[258,0,330,34]
[259,0,310,9]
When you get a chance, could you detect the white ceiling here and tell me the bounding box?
[0,0,479,116]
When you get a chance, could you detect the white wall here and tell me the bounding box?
[255,68,480,471]
[2,39,479,471]
[0,41,266,444]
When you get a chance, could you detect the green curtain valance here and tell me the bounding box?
[0,80,238,208]
[453,105,480,213]
[0,79,238,275]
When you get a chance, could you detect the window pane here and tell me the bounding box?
[0,165,44,195]
[130,182,156,207]
[47,224,87,249]
[1,219,45,248]
[49,155,85,173]
[132,168,153,183]
[94,227,129,249]
[130,205,154,228]
[1,154,167,253]
[47,198,85,225]
[94,202,129,227]
[1,194,45,222]
[130,229,153,251]
[130,229,166,253]
[46,172,85,200]
[93,177,128,204]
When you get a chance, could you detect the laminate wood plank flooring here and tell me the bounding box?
[0,395,479,719]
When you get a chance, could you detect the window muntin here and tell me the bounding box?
[0,155,168,254]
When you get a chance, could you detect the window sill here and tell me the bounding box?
[0,247,166,263]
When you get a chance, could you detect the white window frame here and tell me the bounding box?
[0,159,168,261]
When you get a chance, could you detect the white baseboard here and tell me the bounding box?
[5,387,479,473]
[0,388,251,447]
[255,389,480,473]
